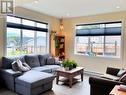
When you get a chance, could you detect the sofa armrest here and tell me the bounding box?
[0,69,22,91]
[0,69,22,77]
[89,76,124,95]
[89,77,124,86]
[106,67,120,76]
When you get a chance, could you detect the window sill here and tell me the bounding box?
[74,53,121,59]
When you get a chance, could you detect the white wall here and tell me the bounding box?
[0,16,6,67]
[1,7,126,73]
[63,11,126,73]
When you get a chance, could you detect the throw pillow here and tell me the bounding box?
[25,55,40,68]
[55,57,59,62]
[46,57,55,65]
[11,61,19,71]
[2,57,15,69]
[117,69,126,77]
[22,62,31,70]
[17,59,31,72]
[119,73,126,83]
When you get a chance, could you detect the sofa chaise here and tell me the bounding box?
[0,54,61,95]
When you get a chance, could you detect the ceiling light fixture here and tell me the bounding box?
[66,13,70,17]
[60,18,64,32]
[34,0,39,4]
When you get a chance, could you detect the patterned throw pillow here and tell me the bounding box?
[55,57,59,62]
[11,61,19,71]
[17,59,31,72]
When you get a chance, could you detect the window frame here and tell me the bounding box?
[74,21,122,59]
[6,15,49,56]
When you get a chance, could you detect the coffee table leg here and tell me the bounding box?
[69,77,72,88]
[81,73,83,81]
[81,74,83,81]
[56,76,59,84]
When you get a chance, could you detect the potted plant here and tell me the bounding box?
[51,30,60,49]
[62,59,77,70]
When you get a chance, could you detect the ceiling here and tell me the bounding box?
[15,0,126,18]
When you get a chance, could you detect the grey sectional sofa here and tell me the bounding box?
[0,54,61,95]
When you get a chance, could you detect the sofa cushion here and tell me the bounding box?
[45,65,60,70]
[17,55,26,63]
[32,66,52,73]
[2,56,25,69]
[25,55,40,68]
[32,65,60,73]
[2,57,15,69]
[38,55,46,66]
[38,54,51,66]
[46,57,55,65]
[15,70,54,88]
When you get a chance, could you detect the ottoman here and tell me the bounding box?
[15,70,55,95]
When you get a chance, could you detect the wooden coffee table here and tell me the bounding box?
[56,67,84,88]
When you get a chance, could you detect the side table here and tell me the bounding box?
[109,85,126,95]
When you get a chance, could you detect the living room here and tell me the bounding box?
[0,0,126,95]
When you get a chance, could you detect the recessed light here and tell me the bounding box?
[34,0,39,4]
[116,6,120,9]
[66,13,70,17]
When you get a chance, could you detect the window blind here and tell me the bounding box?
[76,21,121,36]
[7,22,48,32]
[7,15,48,32]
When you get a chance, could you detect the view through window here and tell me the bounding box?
[75,22,121,58]
[6,15,48,56]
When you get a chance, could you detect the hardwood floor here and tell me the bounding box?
[0,75,90,95]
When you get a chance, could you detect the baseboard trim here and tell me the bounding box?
[84,70,103,77]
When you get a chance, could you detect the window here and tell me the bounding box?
[75,21,122,58]
[7,16,21,24]
[6,15,48,56]
[36,32,47,54]
[7,28,21,55]
[22,19,35,26]
[22,30,35,54]
[37,23,47,29]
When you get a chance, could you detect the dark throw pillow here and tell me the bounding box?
[11,61,19,71]
[25,55,40,67]
[46,57,55,65]
[2,57,15,69]
[38,55,46,66]
[38,54,51,66]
